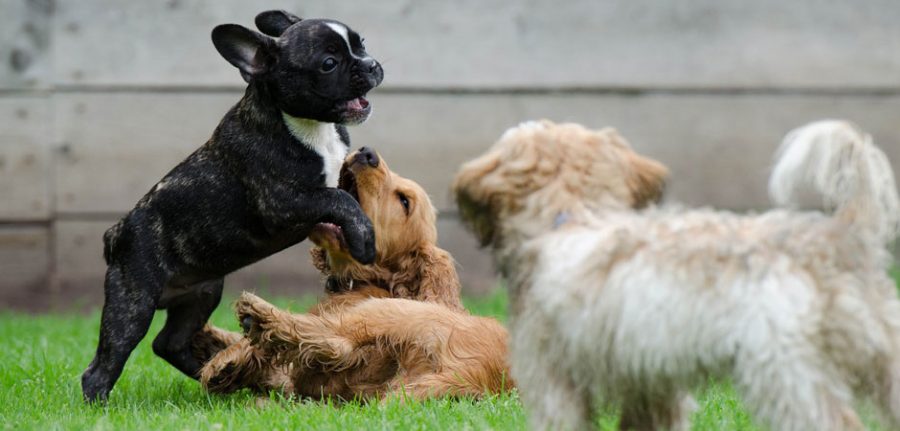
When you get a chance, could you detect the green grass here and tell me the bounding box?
[2,272,898,430]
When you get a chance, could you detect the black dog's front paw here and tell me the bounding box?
[347,226,376,264]
[81,365,112,404]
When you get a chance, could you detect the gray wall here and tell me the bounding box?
[1,0,899,310]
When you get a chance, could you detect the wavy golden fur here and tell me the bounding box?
[192,149,510,400]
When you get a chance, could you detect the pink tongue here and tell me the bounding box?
[347,98,363,110]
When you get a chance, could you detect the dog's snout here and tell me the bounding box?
[355,147,379,168]
[362,58,378,73]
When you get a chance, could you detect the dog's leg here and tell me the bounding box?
[81,264,160,402]
[200,337,274,394]
[389,372,487,401]
[882,360,900,427]
[522,369,592,431]
[514,343,592,430]
[265,187,376,264]
[190,324,243,366]
[511,313,592,431]
[236,293,358,370]
[736,356,863,431]
[152,278,223,379]
[618,390,696,431]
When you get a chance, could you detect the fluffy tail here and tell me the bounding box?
[769,120,900,243]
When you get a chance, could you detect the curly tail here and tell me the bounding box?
[769,120,900,244]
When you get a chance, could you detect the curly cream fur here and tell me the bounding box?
[769,119,900,243]
[453,119,900,431]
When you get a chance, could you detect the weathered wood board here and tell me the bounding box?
[51,0,900,89]
[0,96,50,220]
[0,226,51,309]
[52,91,900,214]
[0,0,51,89]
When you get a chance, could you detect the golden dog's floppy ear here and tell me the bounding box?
[398,246,463,310]
[626,152,668,208]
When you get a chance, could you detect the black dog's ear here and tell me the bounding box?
[211,24,276,83]
[255,10,302,37]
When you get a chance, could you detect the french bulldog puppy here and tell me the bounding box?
[81,10,383,402]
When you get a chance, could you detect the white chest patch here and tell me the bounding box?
[282,113,347,187]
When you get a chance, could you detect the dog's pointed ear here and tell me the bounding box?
[255,10,302,37]
[211,24,277,83]
[627,152,668,209]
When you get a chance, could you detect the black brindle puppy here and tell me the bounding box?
[81,10,383,402]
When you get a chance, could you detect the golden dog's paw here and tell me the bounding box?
[200,356,238,393]
[234,292,277,337]
[199,338,265,394]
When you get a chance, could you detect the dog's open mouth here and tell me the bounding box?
[345,96,370,113]
[339,95,372,124]
[309,222,348,252]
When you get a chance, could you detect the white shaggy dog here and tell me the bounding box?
[452,119,900,430]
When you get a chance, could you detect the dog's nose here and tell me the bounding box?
[362,58,378,73]
[355,147,379,168]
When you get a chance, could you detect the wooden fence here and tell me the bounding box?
[1,0,899,310]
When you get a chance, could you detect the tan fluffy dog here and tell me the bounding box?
[453,120,900,430]
[194,149,511,400]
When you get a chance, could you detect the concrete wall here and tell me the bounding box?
[1,0,899,310]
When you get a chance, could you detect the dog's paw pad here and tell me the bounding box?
[240,315,256,334]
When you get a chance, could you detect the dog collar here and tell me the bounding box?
[553,211,571,230]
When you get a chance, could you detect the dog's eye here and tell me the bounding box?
[321,57,338,73]
[397,192,410,215]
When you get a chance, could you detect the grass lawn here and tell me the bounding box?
[2,271,898,430]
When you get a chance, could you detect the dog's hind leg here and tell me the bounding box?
[520,366,592,431]
[235,293,356,367]
[870,360,900,428]
[512,323,592,430]
[200,338,275,394]
[735,353,864,431]
[152,278,223,379]
[385,373,483,401]
[618,390,696,431]
[81,264,161,402]
[190,324,243,366]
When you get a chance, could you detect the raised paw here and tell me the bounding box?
[241,315,255,335]
[199,338,264,394]
[235,292,277,331]
[346,218,376,265]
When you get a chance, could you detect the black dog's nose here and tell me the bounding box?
[362,58,378,73]
[355,147,379,168]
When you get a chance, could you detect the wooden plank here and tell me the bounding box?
[53,92,234,214]
[53,92,900,214]
[52,0,900,89]
[0,0,52,89]
[353,93,900,211]
[0,96,50,220]
[0,226,51,309]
